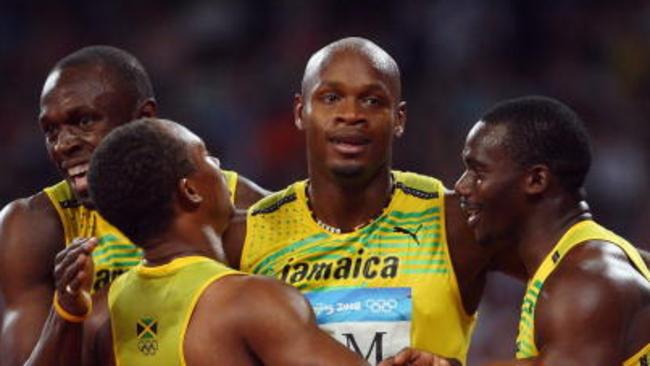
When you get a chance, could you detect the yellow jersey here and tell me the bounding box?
[108,256,241,366]
[515,220,650,365]
[241,171,475,365]
[43,170,239,293]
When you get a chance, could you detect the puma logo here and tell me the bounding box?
[393,225,422,245]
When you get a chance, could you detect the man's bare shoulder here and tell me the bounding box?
[536,241,650,356]
[552,240,649,291]
[201,274,309,318]
[0,192,64,284]
[0,191,62,245]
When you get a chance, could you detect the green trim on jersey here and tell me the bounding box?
[43,170,240,293]
[241,170,475,365]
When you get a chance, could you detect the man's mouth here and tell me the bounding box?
[329,135,371,155]
[459,199,481,227]
[65,163,90,193]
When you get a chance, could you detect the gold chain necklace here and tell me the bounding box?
[305,174,395,234]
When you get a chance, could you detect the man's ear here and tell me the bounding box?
[294,93,305,131]
[177,177,203,209]
[394,101,407,138]
[524,164,550,195]
[135,98,157,119]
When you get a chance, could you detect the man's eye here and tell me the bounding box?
[43,124,58,139]
[362,97,381,106]
[78,116,94,127]
[322,93,340,103]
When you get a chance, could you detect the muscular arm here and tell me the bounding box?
[83,289,113,366]
[243,277,367,365]
[193,275,367,365]
[444,191,491,314]
[488,243,643,366]
[0,193,79,366]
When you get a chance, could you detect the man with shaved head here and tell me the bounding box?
[0,46,267,365]
[238,37,490,366]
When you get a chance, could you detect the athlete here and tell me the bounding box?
[454,96,650,365]
[51,118,366,365]
[0,46,267,365]
[238,37,490,366]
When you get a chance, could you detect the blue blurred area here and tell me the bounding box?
[1,1,649,363]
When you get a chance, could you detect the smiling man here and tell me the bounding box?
[455,96,650,366]
[0,46,267,365]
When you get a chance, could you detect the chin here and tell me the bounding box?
[474,228,494,247]
[329,163,365,178]
[75,191,95,209]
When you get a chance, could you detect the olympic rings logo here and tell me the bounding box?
[137,339,159,356]
[365,298,398,313]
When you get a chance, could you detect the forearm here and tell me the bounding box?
[24,309,83,366]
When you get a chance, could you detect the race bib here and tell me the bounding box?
[305,287,412,365]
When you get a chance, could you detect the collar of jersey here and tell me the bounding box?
[297,174,400,236]
[135,255,213,277]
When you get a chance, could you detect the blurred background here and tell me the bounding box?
[1,0,649,363]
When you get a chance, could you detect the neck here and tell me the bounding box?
[516,197,592,278]
[307,166,393,233]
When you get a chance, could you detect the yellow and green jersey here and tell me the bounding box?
[108,256,241,366]
[43,170,239,293]
[516,220,650,365]
[241,171,475,365]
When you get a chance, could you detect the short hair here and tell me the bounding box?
[88,118,196,245]
[481,95,592,193]
[53,45,155,106]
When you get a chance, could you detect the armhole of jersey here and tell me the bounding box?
[439,185,476,322]
[43,184,71,245]
[178,271,242,365]
[617,241,650,280]
[239,208,255,271]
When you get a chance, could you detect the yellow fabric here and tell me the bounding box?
[222,169,238,205]
[44,181,141,293]
[516,220,650,365]
[108,256,241,366]
[623,344,650,366]
[241,171,475,365]
[43,170,239,293]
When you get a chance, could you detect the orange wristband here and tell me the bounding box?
[53,291,92,323]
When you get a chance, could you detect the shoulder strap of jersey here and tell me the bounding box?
[392,170,443,200]
[533,220,650,283]
[43,180,76,244]
[250,181,301,216]
[221,169,238,204]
